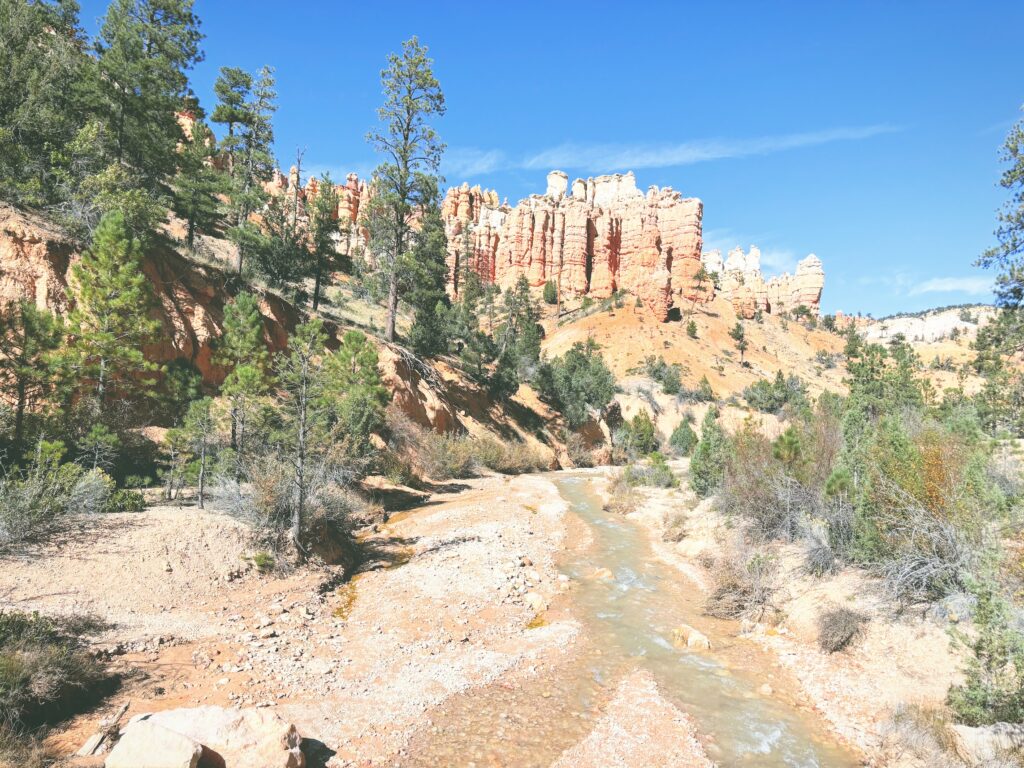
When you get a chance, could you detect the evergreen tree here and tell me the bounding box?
[93,0,203,182]
[324,330,388,454]
[690,408,729,497]
[217,292,269,470]
[224,65,276,275]
[975,106,1024,361]
[251,194,307,290]
[172,120,225,249]
[54,211,160,419]
[275,319,329,562]
[307,174,341,310]
[405,207,451,357]
[365,36,445,342]
[181,396,214,508]
[728,321,748,361]
[0,0,88,206]
[210,66,252,175]
[0,300,62,453]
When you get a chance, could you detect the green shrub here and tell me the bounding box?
[689,409,729,497]
[542,279,557,305]
[251,551,275,572]
[535,340,616,428]
[947,579,1024,726]
[0,611,109,731]
[102,488,145,513]
[619,410,659,458]
[0,454,113,550]
[686,320,698,339]
[743,371,808,414]
[641,355,682,395]
[669,421,698,456]
[622,452,677,488]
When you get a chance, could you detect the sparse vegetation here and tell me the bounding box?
[622,452,677,488]
[817,606,867,653]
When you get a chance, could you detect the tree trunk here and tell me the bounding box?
[197,441,206,509]
[385,270,399,342]
[312,256,323,311]
[14,378,26,457]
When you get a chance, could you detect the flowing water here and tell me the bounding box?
[404,473,861,767]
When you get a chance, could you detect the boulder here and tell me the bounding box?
[948,722,1024,765]
[671,624,712,650]
[105,721,202,768]
[133,706,304,768]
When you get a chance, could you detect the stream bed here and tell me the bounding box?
[404,473,861,767]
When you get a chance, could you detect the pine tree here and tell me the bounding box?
[210,66,252,175]
[172,121,225,249]
[223,65,276,274]
[324,330,388,454]
[275,319,329,562]
[307,174,341,310]
[690,408,729,497]
[365,37,445,342]
[405,207,451,356]
[55,211,160,418]
[217,292,269,470]
[729,321,748,361]
[181,396,215,508]
[93,0,203,182]
[0,300,62,453]
[975,107,1024,359]
[0,0,88,206]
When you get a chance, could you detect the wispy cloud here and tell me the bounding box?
[443,124,900,178]
[909,276,993,296]
[444,148,508,178]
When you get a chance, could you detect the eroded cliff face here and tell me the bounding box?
[0,203,296,386]
[441,171,708,321]
[701,245,824,319]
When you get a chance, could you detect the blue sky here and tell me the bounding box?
[77,1,1023,316]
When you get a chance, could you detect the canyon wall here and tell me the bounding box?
[0,203,296,386]
[701,245,824,319]
[440,171,708,321]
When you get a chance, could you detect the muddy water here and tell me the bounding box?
[404,474,861,767]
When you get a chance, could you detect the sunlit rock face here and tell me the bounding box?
[440,170,707,321]
[700,246,824,319]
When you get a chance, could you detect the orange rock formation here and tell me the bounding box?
[441,171,708,321]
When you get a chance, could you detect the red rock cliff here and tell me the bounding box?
[441,170,709,321]
[0,203,296,386]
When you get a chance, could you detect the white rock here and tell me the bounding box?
[105,721,202,768]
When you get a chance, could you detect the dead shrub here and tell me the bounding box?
[564,431,595,468]
[663,511,688,542]
[705,544,779,621]
[816,605,867,653]
[604,472,641,515]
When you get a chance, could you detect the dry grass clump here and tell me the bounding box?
[705,544,779,621]
[816,605,867,653]
[385,405,549,480]
[604,472,641,515]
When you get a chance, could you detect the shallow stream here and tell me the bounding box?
[405,473,861,767]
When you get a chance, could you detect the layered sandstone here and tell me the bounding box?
[701,246,824,319]
[441,171,708,321]
[0,203,295,386]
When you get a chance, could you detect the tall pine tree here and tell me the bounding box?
[55,211,160,420]
[365,37,445,342]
